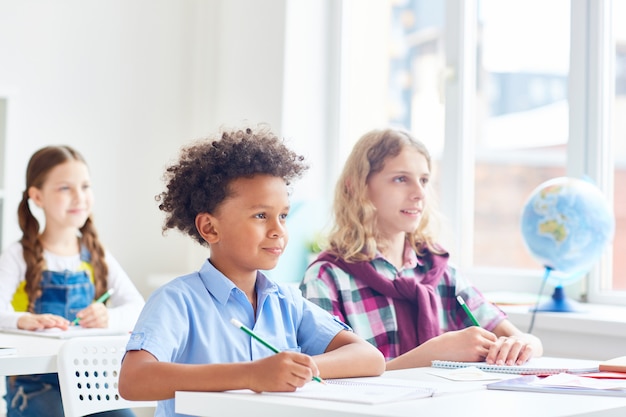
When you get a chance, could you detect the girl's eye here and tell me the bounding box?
[254,213,267,219]
[279,213,288,221]
[421,177,430,186]
[393,176,407,183]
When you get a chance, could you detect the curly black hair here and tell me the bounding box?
[156,124,308,246]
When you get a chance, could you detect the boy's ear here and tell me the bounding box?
[28,186,43,208]
[195,213,220,244]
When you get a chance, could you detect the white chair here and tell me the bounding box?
[56,335,156,417]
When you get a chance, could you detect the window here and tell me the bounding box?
[339,0,625,304]
[612,0,626,291]
[473,0,569,270]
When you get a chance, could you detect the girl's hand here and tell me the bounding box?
[74,302,109,328]
[17,313,69,331]
[485,335,535,366]
[425,327,499,363]
[488,319,543,365]
[247,351,320,393]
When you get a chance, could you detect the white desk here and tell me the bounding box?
[175,368,626,417]
[0,333,63,376]
[0,330,129,376]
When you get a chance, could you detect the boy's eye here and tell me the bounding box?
[279,213,288,221]
[254,213,267,219]
[421,177,430,186]
[393,176,407,183]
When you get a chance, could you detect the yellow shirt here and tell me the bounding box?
[11,260,94,312]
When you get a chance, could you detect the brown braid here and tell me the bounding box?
[80,217,108,299]
[19,145,109,311]
[18,191,45,312]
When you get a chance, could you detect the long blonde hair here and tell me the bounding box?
[327,128,443,262]
[18,145,108,312]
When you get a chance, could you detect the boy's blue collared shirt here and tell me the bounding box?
[127,260,343,417]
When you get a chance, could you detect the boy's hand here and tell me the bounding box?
[17,313,69,330]
[248,351,320,393]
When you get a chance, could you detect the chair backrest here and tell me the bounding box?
[57,334,156,417]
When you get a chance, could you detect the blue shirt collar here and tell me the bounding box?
[198,260,278,306]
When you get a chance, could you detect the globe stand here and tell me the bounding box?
[530,285,585,312]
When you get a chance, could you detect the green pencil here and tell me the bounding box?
[457,295,480,327]
[230,318,324,384]
[72,289,115,325]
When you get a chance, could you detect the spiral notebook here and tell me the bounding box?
[431,357,599,376]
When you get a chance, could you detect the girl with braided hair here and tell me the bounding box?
[0,145,144,417]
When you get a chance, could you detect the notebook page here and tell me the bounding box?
[264,378,435,404]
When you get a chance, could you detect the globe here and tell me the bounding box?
[520,177,615,313]
[521,177,615,276]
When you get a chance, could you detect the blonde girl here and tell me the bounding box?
[301,128,542,370]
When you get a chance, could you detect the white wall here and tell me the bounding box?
[0,0,314,297]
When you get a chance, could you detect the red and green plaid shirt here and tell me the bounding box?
[300,243,507,360]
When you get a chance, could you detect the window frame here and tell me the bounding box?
[574,0,623,304]
[440,0,624,304]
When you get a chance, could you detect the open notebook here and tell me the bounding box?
[262,377,436,404]
[431,356,600,376]
[487,374,626,397]
[1,327,128,339]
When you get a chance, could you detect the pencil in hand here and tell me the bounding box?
[72,289,115,326]
[457,295,480,327]
[230,318,324,384]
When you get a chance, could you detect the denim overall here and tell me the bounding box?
[4,247,135,417]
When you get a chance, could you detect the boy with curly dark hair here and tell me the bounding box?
[119,125,385,417]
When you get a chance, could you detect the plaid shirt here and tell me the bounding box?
[300,244,507,360]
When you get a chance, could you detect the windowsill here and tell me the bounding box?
[500,303,626,337]
[497,302,626,360]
